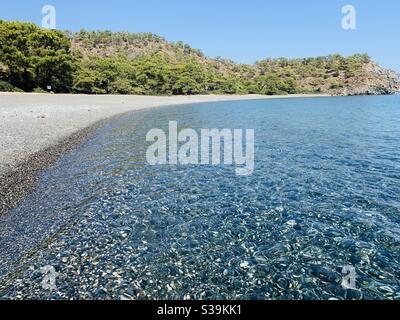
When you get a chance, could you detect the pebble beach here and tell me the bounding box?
[0,93,326,215]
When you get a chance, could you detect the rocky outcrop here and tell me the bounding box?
[332,62,400,96]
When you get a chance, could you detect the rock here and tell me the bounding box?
[379,286,395,295]
[332,62,400,96]
[345,289,363,300]
[287,220,297,227]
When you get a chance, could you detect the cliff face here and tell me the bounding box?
[330,62,400,96]
[254,55,400,97]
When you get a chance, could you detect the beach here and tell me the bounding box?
[0,93,326,214]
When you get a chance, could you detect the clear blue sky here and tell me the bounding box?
[1,0,399,71]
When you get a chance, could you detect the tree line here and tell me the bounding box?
[0,20,373,95]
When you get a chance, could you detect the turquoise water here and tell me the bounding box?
[0,96,400,299]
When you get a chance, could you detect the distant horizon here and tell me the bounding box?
[1,0,399,72]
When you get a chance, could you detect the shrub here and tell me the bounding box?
[0,80,23,92]
[32,87,47,93]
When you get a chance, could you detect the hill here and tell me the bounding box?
[1,20,399,95]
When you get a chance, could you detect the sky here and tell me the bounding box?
[1,0,399,71]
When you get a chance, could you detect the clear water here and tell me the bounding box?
[0,96,399,300]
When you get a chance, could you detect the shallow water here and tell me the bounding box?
[0,96,399,300]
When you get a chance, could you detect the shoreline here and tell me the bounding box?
[0,93,329,214]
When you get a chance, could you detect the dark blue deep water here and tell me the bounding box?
[1,96,400,300]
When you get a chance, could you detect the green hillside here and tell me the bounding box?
[1,20,399,95]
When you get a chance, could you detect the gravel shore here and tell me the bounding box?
[0,93,327,214]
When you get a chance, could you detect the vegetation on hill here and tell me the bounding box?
[1,20,399,95]
[0,21,74,92]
